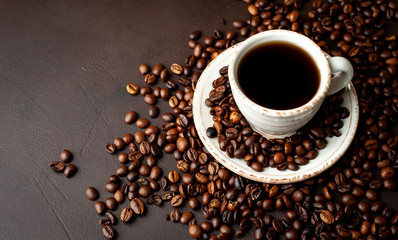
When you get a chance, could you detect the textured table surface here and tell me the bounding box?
[0,0,397,240]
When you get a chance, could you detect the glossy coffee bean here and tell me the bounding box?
[86,187,99,201]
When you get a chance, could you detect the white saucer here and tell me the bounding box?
[192,44,359,184]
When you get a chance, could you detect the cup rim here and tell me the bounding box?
[229,29,331,117]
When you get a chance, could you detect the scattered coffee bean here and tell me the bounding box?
[113,137,124,150]
[60,149,72,163]
[140,86,152,96]
[105,212,117,225]
[188,224,202,239]
[94,201,107,215]
[105,181,119,193]
[171,194,183,207]
[206,127,217,138]
[64,164,77,178]
[126,83,139,95]
[138,185,152,198]
[118,152,128,164]
[171,63,183,75]
[181,212,194,224]
[170,209,182,222]
[105,143,117,154]
[168,171,180,183]
[85,187,99,201]
[130,198,145,215]
[50,161,65,172]
[144,94,157,105]
[148,106,159,118]
[144,73,157,85]
[125,111,138,124]
[139,64,150,75]
[152,63,164,76]
[105,197,117,211]
[102,225,115,239]
[136,118,149,128]
[120,208,134,223]
[150,166,162,180]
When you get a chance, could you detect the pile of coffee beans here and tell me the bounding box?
[206,65,349,172]
[50,149,77,178]
[69,0,398,239]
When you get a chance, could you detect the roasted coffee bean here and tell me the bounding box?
[137,178,149,186]
[139,141,151,155]
[114,189,125,203]
[105,181,119,193]
[118,152,128,164]
[150,194,162,206]
[171,194,183,207]
[166,80,177,90]
[152,63,164,76]
[60,149,73,163]
[130,198,145,215]
[86,187,99,201]
[144,94,157,105]
[160,69,169,81]
[95,201,107,215]
[189,224,203,239]
[113,137,124,150]
[206,127,217,138]
[144,73,157,85]
[140,86,152,96]
[170,209,182,222]
[320,210,334,224]
[108,175,120,184]
[64,164,77,178]
[189,30,201,40]
[177,160,189,173]
[161,176,171,191]
[139,63,150,75]
[120,208,134,223]
[168,171,180,183]
[99,218,111,227]
[188,197,200,210]
[136,118,149,128]
[148,106,159,118]
[105,197,117,211]
[150,145,162,157]
[126,83,139,95]
[102,225,115,239]
[134,132,145,145]
[149,180,159,191]
[150,166,162,180]
[116,165,128,176]
[105,212,116,225]
[152,87,159,97]
[162,190,174,201]
[138,186,152,198]
[171,63,183,75]
[105,143,116,154]
[181,212,194,224]
[251,162,263,172]
[125,111,138,124]
[50,161,65,172]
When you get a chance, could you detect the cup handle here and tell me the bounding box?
[326,56,354,96]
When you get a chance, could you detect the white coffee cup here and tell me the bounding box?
[228,29,354,138]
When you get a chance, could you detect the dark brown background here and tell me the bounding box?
[0,0,397,240]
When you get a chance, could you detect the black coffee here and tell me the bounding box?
[237,41,320,110]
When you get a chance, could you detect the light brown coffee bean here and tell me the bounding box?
[126,83,139,95]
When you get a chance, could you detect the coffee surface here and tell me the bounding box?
[237,41,320,110]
